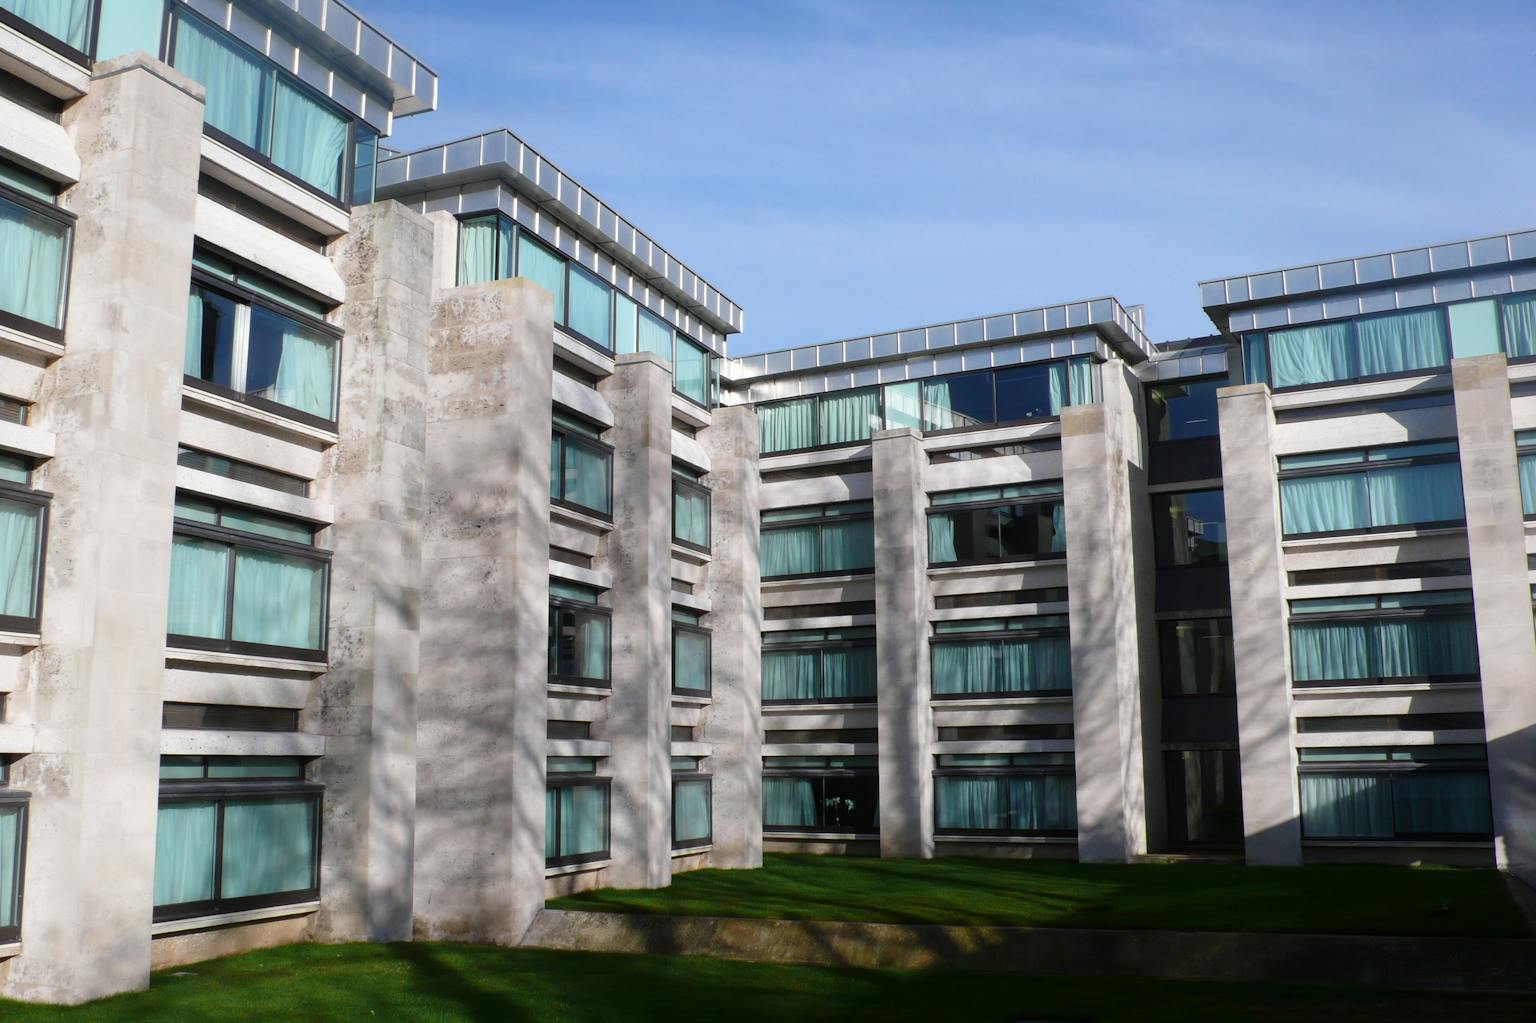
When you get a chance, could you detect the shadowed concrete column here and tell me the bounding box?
[1062,362,1158,863]
[872,427,932,859]
[1217,383,1301,865]
[314,202,433,942]
[697,405,762,869]
[600,353,673,888]
[414,277,552,941]
[1451,355,1536,884]
[1,56,203,1004]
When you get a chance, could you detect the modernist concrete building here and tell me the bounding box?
[0,0,1532,1008]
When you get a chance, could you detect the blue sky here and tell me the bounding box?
[368,0,1536,355]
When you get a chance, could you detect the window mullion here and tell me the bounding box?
[232,301,252,395]
[211,799,226,906]
[223,543,238,643]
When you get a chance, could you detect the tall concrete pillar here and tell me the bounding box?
[414,278,552,941]
[697,405,762,869]
[872,427,933,859]
[1062,362,1158,862]
[1451,355,1536,884]
[2,56,203,1004]
[599,352,673,888]
[1217,383,1301,865]
[313,202,433,942]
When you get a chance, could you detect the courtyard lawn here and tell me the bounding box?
[2,943,1533,1023]
[550,853,1531,938]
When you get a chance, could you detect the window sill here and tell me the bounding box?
[199,135,349,240]
[545,858,610,878]
[672,844,712,858]
[762,572,873,591]
[0,941,18,960]
[547,682,612,699]
[1300,839,1492,849]
[764,700,877,713]
[550,503,614,535]
[671,543,711,565]
[930,694,1073,709]
[1292,680,1482,697]
[0,320,64,362]
[0,630,40,649]
[763,831,877,842]
[182,386,339,448]
[1281,525,1466,549]
[935,834,1077,845]
[927,558,1067,579]
[151,901,320,938]
[671,693,712,707]
[165,647,328,675]
[671,391,711,430]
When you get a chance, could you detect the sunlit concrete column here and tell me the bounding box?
[1062,361,1158,863]
[1,56,203,1004]
[1217,383,1301,866]
[697,405,763,869]
[872,427,933,859]
[600,353,674,888]
[414,277,553,941]
[1451,355,1536,884]
[313,201,433,942]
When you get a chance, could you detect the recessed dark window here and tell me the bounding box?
[547,720,592,741]
[1151,490,1227,567]
[1159,617,1236,696]
[936,724,1073,741]
[162,704,298,732]
[1147,377,1222,442]
[764,729,878,744]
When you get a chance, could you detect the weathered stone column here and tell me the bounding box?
[1062,362,1158,862]
[1451,355,1536,884]
[599,352,674,888]
[697,404,762,869]
[413,277,552,942]
[872,427,933,859]
[3,56,203,1004]
[1217,383,1301,865]
[313,202,433,942]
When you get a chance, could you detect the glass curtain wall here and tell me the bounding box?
[1278,442,1464,537]
[930,617,1071,697]
[1289,591,1478,687]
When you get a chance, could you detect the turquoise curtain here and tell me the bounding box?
[1356,310,1448,376]
[760,399,816,453]
[1522,454,1536,516]
[458,217,499,285]
[0,194,68,328]
[221,798,316,899]
[1392,771,1491,835]
[763,778,817,827]
[269,320,336,420]
[762,650,819,701]
[822,647,876,699]
[673,779,711,843]
[921,380,957,431]
[1367,463,1464,527]
[0,0,91,49]
[544,789,558,859]
[821,519,874,572]
[1301,774,1393,838]
[568,270,612,348]
[613,294,638,354]
[1008,775,1076,831]
[558,785,607,856]
[270,78,348,198]
[563,441,611,514]
[1242,333,1270,385]
[153,801,217,907]
[1269,322,1354,388]
[0,805,21,927]
[928,513,958,563]
[184,291,203,375]
[168,536,230,639]
[1291,621,1373,681]
[936,776,1000,829]
[637,310,672,360]
[0,498,39,618]
[1047,363,1067,414]
[933,638,1067,695]
[1503,295,1536,359]
[937,776,1075,832]
[231,549,324,650]
[576,613,608,680]
[818,388,879,446]
[673,628,710,692]
[1375,616,1477,678]
[1050,502,1067,553]
[1280,474,1370,535]
[517,236,567,322]
[674,485,709,546]
[932,642,992,694]
[173,16,271,150]
[674,336,709,403]
[1068,358,1098,407]
[762,525,818,577]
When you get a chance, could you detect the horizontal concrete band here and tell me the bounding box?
[523,910,1536,995]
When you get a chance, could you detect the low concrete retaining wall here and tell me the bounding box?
[523,910,1536,994]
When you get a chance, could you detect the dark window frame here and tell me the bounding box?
[1277,444,1464,540]
[925,489,1067,569]
[0,789,28,943]
[762,631,877,706]
[1298,754,1493,843]
[671,475,712,553]
[152,781,324,923]
[0,477,49,634]
[545,775,611,868]
[550,421,615,522]
[760,503,875,581]
[1288,599,1479,689]
[931,764,1077,839]
[761,767,879,836]
[547,596,613,689]
[168,505,331,664]
[167,6,360,209]
[671,622,713,696]
[671,773,713,851]
[0,174,76,343]
[929,619,1072,700]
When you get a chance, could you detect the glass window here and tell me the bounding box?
[929,492,1065,567]
[673,777,712,848]
[270,78,348,198]
[763,772,877,833]
[673,625,711,694]
[567,267,612,349]
[550,421,612,517]
[759,397,817,454]
[1300,762,1491,841]
[1253,311,1451,391]
[1280,445,1464,537]
[1289,591,1478,686]
[546,780,609,865]
[613,294,638,354]
[935,773,1075,835]
[0,799,24,941]
[818,387,880,446]
[763,629,876,703]
[1147,377,1221,442]
[1164,749,1242,847]
[1151,490,1227,566]
[761,502,874,578]
[1159,618,1235,696]
[674,334,710,405]
[931,620,1071,697]
[1502,293,1536,359]
[153,792,320,920]
[517,235,567,322]
[457,215,501,286]
[549,596,610,685]
[1518,434,1536,517]
[673,476,710,549]
[637,309,672,359]
[168,499,328,658]
[0,173,71,334]
[923,372,993,431]
[172,15,273,154]
[994,363,1059,424]
[0,0,92,52]
[351,125,379,206]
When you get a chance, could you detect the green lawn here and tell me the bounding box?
[2,943,1533,1023]
[550,853,1531,938]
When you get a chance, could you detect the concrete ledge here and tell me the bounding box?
[523,910,1536,995]
[151,901,319,938]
